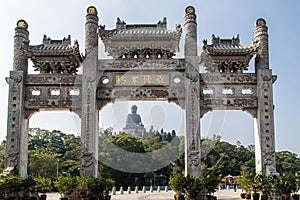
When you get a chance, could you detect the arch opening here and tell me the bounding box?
[99,101,185,137]
[30,111,81,135]
[201,110,254,146]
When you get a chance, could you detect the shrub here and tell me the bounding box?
[34,176,52,193]
[281,173,298,195]
[54,174,77,198]
[169,174,218,200]
[92,177,115,198]
[169,173,188,195]
[203,176,219,195]
[0,176,24,199]
[55,175,115,199]
[237,173,256,194]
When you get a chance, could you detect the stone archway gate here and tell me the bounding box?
[5,6,277,178]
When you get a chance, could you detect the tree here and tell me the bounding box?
[61,134,81,175]
[276,151,300,174]
[28,149,58,177]
[27,128,81,177]
[280,173,299,197]
[109,133,145,153]
[99,133,147,187]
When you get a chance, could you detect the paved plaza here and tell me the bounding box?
[46,189,242,200]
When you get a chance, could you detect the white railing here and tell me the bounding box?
[111,186,172,195]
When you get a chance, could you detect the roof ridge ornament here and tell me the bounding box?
[42,34,72,46]
[116,17,126,29]
[157,17,167,28]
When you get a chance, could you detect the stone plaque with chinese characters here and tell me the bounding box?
[114,73,170,86]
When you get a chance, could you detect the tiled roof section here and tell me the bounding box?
[99,28,182,40]
[203,34,255,56]
[99,17,182,41]
[22,35,82,60]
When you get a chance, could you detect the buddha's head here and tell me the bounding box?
[131,105,137,114]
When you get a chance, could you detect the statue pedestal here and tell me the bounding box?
[123,125,146,138]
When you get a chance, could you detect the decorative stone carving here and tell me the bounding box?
[188,151,200,167]
[25,99,80,108]
[114,89,169,99]
[186,69,199,82]
[97,99,112,110]
[9,75,23,83]
[200,108,212,118]
[24,109,39,119]
[26,74,81,85]
[6,152,19,168]
[202,97,257,108]
[81,149,94,168]
[243,108,258,118]
[201,73,257,84]
[168,98,185,110]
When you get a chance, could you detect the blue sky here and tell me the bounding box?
[0,0,299,156]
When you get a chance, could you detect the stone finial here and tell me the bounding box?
[185,6,196,15]
[256,18,267,27]
[85,6,98,26]
[87,6,98,15]
[16,19,28,29]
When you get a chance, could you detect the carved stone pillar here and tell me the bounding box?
[6,71,28,178]
[184,6,201,177]
[80,6,99,177]
[5,20,30,178]
[254,19,277,175]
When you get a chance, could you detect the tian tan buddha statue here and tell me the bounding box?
[123,105,146,137]
[125,105,144,128]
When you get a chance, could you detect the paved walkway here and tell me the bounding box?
[46,189,242,200]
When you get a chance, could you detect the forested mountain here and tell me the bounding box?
[0,128,299,187]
